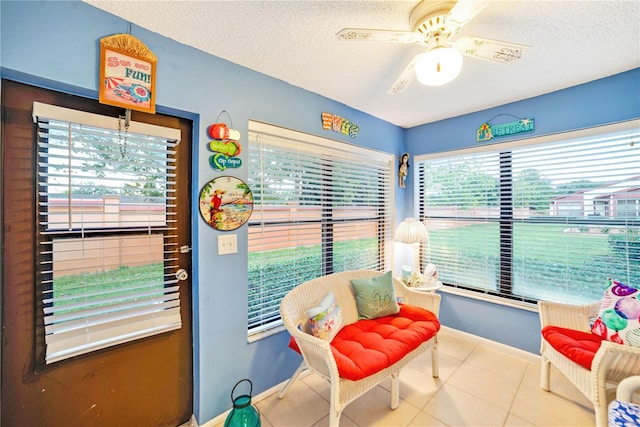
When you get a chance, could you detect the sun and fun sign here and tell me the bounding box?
[99,34,157,114]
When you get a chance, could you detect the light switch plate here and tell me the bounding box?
[218,234,237,255]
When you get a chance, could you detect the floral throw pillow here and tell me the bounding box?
[591,278,640,347]
[306,292,343,341]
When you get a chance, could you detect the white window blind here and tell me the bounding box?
[416,120,640,304]
[247,121,393,335]
[33,102,182,363]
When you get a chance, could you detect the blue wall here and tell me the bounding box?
[2,0,639,423]
[0,1,404,423]
[406,67,640,354]
[406,68,640,154]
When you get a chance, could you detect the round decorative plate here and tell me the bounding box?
[199,176,253,231]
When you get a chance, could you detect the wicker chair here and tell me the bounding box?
[539,300,640,426]
[279,270,441,427]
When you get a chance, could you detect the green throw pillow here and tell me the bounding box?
[350,271,400,320]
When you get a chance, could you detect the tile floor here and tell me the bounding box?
[209,328,597,427]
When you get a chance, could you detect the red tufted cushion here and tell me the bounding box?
[289,304,440,381]
[542,326,604,370]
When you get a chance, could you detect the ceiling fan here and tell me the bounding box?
[336,0,529,94]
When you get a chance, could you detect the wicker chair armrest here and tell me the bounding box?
[280,306,337,381]
[593,340,640,375]
[538,299,601,332]
[591,341,640,404]
[290,326,337,378]
[393,280,441,317]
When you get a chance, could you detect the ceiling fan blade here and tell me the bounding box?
[448,0,491,32]
[387,57,417,95]
[455,36,529,64]
[336,28,419,44]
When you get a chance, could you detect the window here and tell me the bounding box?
[416,120,640,305]
[34,102,182,363]
[247,121,393,336]
[618,199,639,218]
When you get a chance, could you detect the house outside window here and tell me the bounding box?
[415,120,640,305]
[246,121,393,338]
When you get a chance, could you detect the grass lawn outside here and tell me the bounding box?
[51,263,165,313]
[428,222,639,303]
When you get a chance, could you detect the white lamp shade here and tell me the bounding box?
[395,218,429,244]
[415,47,463,86]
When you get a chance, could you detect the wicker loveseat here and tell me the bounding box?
[278,270,441,427]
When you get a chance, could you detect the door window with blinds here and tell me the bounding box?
[247,121,393,337]
[34,102,182,363]
[415,120,640,305]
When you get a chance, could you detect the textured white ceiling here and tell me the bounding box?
[85,0,640,128]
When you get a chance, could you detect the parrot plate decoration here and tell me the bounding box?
[199,176,253,231]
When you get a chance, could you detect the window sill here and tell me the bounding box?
[247,323,286,343]
[439,285,539,313]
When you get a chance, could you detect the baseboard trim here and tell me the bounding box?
[440,325,541,364]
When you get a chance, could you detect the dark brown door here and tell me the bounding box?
[1,80,193,426]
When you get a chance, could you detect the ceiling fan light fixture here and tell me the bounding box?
[415,46,463,86]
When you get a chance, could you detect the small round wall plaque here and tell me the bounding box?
[199,176,253,231]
